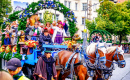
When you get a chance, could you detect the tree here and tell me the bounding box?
[0,0,12,26]
[86,1,130,44]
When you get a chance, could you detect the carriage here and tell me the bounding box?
[0,0,126,80]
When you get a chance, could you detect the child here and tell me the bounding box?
[31,22,41,41]
[52,21,67,44]
[11,29,16,45]
[4,25,11,45]
[33,48,57,80]
[45,22,54,36]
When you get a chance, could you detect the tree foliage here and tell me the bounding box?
[86,1,130,43]
[0,0,12,25]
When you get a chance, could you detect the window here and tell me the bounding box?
[64,1,67,7]
[82,18,85,25]
[75,3,78,10]
[39,13,42,20]
[82,3,87,11]
[68,2,71,9]
[56,15,59,22]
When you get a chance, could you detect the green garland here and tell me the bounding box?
[89,30,112,42]
[8,11,21,22]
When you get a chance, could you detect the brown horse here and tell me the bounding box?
[56,43,106,80]
[93,46,126,80]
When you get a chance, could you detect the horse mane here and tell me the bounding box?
[106,46,117,54]
[86,43,97,55]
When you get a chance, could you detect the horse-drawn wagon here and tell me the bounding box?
[0,0,126,80]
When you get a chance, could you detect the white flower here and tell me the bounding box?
[30,8,32,10]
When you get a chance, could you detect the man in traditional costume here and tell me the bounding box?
[33,48,57,80]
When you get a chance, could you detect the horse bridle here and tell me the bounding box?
[112,49,126,68]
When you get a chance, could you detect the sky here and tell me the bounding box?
[13,1,28,10]
[12,0,34,10]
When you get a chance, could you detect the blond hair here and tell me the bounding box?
[57,20,61,24]
[0,71,13,80]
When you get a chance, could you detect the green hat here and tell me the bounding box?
[45,48,52,53]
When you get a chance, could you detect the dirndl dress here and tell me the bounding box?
[55,32,63,44]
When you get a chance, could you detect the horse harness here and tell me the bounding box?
[101,48,126,80]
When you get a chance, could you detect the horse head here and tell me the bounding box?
[86,43,106,64]
[113,45,126,68]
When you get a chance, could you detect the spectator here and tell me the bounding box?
[99,34,102,42]
[126,44,129,53]
[33,48,57,80]
[63,20,68,34]
[124,44,129,53]
[0,71,13,80]
[93,33,99,43]
[7,58,29,80]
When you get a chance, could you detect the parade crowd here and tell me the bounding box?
[91,33,129,53]
[1,16,68,46]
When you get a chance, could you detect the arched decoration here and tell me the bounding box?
[89,30,112,42]
[1,0,77,60]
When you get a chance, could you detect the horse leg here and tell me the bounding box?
[56,70,61,80]
[92,74,98,80]
[77,65,88,80]
[61,71,71,80]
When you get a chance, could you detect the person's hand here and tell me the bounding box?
[38,74,42,78]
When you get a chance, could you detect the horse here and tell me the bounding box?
[55,43,106,80]
[93,45,126,80]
